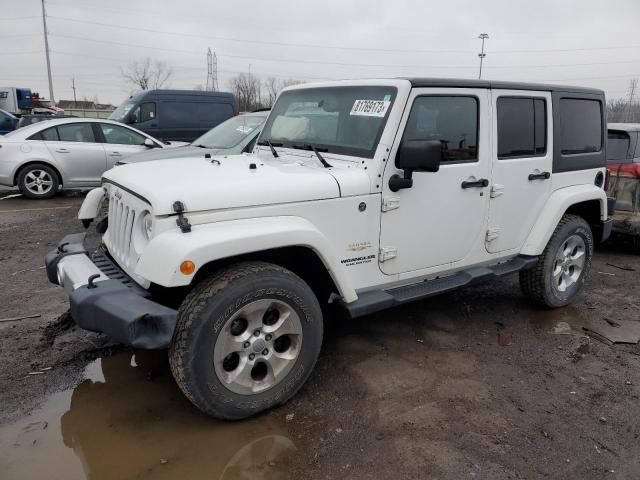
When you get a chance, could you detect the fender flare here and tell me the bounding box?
[134,216,358,302]
[78,187,106,220]
[521,184,607,255]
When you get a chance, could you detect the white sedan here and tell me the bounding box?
[0,118,187,199]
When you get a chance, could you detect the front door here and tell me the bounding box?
[97,123,150,168]
[486,91,553,253]
[380,88,491,275]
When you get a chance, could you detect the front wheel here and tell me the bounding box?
[169,261,323,420]
[520,214,594,307]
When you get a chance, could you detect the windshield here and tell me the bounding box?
[109,102,136,122]
[192,113,267,148]
[259,86,397,158]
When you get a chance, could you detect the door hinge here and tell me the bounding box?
[379,247,398,262]
[490,184,504,198]
[486,228,500,242]
[381,196,400,212]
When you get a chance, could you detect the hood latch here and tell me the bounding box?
[173,201,192,233]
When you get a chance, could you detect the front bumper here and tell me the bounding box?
[45,233,177,349]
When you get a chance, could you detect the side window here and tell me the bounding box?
[57,123,97,143]
[129,102,155,124]
[607,130,632,164]
[559,99,602,154]
[28,127,59,141]
[497,97,547,159]
[140,102,156,122]
[100,123,146,145]
[402,96,478,163]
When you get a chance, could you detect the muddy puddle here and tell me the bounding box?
[527,305,588,334]
[0,351,299,480]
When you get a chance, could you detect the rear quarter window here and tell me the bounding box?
[559,99,602,154]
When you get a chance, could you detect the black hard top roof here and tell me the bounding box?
[404,78,604,95]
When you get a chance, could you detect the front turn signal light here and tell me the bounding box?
[180,260,196,275]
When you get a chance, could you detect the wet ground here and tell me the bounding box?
[1,190,640,479]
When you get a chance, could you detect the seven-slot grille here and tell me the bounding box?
[106,191,137,268]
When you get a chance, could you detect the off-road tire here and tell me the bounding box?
[17,163,59,199]
[169,261,323,420]
[520,214,594,308]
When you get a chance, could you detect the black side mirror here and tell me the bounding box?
[389,139,442,192]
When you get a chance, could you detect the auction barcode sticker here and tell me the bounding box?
[350,99,390,117]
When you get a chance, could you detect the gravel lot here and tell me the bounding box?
[1,190,639,480]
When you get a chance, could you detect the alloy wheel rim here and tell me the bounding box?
[552,234,586,292]
[24,170,53,195]
[213,299,303,395]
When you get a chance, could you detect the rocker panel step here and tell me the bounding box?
[340,255,538,318]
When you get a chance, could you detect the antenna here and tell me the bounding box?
[478,33,489,80]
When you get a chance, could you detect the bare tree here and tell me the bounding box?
[607,98,640,123]
[229,72,263,111]
[121,57,173,91]
[263,77,304,107]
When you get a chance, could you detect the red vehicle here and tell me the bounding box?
[606,123,640,248]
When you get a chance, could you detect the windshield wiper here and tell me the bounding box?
[257,140,281,158]
[292,144,332,168]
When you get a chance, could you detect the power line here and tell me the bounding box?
[49,34,640,70]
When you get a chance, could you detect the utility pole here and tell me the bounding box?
[40,0,55,103]
[478,33,489,80]
[71,77,77,108]
[624,78,637,122]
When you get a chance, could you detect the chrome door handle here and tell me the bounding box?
[55,148,69,153]
[528,171,551,181]
[461,178,489,189]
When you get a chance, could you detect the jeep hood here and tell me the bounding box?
[102,154,365,215]
[121,144,225,164]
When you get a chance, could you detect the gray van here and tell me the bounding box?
[109,90,238,142]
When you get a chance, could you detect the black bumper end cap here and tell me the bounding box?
[70,279,177,349]
[44,232,88,285]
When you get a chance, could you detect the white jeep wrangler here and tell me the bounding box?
[45,78,613,420]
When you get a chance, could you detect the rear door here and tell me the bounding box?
[97,123,152,168]
[486,91,553,253]
[43,123,107,185]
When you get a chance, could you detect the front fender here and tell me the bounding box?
[521,184,607,255]
[134,216,358,302]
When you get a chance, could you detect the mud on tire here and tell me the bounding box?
[520,214,594,308]
[169,261,323,420]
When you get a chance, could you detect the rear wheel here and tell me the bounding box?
[520,214,594,307]
[17,163,59,199]
[169,261,323,420]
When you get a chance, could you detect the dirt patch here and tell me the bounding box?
[1,194,640,479]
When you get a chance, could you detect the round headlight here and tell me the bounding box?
[141,211,153,239]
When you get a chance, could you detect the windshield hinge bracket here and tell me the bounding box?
[381,197,400,212]
[379,247,398,262]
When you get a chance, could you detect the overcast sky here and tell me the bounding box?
[2,0,639,106]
